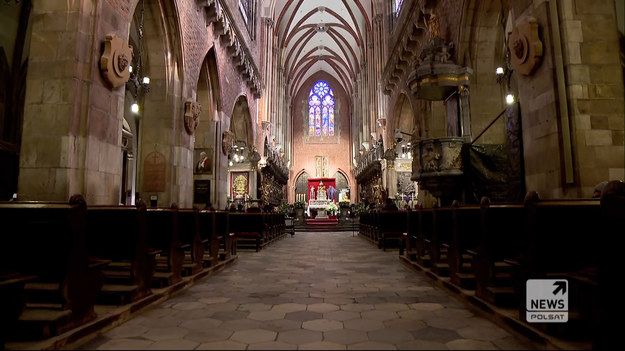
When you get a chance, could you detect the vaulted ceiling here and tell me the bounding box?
[270,0,374,97]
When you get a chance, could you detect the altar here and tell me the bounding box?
[307,177,337,219]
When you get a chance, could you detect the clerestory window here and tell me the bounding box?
[308,81,335,137]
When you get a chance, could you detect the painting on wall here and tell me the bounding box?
[194,148,213,174]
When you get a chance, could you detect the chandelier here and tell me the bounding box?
[126,0,150,113]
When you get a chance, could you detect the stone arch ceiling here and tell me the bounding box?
[269,0,373,97]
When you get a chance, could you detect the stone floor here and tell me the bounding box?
[76,232,537,350]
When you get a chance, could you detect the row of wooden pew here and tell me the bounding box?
[0,197,241,345]
[229,212,288,252]
[359,181,624,346]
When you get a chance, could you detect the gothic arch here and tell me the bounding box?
[392,92,416,140]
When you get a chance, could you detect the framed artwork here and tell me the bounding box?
[194,148,213,174]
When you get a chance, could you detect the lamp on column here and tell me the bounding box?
[127,0,150,114]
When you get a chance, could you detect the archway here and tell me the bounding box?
[126,0,184,207]
[193,48,221,207]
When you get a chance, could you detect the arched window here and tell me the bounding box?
[394,0,404,17]
[308,81,334,137]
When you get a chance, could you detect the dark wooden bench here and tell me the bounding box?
[448,204,481,289]
[178,209,204,276]
[87,202,155,305]
[229,213,266,252]
[473,199,525,308]
[215,211,234,259]
[415,208,435,268]
[1,195,107,340]
[377,211,407,251]
[401,211,419,260]
[198,210,220,268]
[430,207,454,276]
[146,208,184,287]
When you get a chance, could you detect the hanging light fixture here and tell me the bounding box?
[127,0,150,114]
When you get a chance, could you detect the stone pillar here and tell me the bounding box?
[18,1,125,204]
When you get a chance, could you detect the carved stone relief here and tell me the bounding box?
[508,16,543,75]
[184,101,202,134]
[100,34,133,89]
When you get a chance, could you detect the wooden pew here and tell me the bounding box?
[0,195,107,340]
[401,211,419,261]
[229,213,266,252]
[145,208,184,287]
[178,208,204,276]
[87,202,155,305]
[198,210,220,268]
[430,207,453,276]
[377,211,407,251]
[215,211,234,259]
[415,208,435,268]
[473,199,525,307]
[448,204,481,289]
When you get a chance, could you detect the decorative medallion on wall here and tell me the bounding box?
[222,130,234,155]
[100,34,133,89]
[184,101,202,134]
[508,16,543,76]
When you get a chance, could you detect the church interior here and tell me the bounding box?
[1,0,624,350]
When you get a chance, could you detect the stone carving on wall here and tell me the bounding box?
[508,16,543,75]
[184,101,202,134]
[222,130,234,155]
[100,34,133,89]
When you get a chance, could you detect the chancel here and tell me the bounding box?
[0,0,623,350]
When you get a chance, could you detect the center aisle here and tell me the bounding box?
[79,232,535,350]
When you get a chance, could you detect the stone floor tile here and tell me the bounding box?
[210,311,249,321]
[383,318,427,331]
[179,318,222,330]
[433,308,474,319]
[248,310,287,321]
[347,341,397,350]
[397,310,431,320]
[374,303,410,312]
[302,318,344,331]
[272,303,307,313]
[277,328,323,344]
[299,341,347,350]
[141,308,174,318]
[95,338,153,350]
[411,327,462,342]
[285,310,323,321]
[325,297,358,305]
[219,318,262,331]
[409,302,445,311]
[259,319,302,332]
[308,303,340,313]
[172,301,206,311]
[139,316,184,328]
[292,297,324,304]
[198,297,231,304]
[145,338,199,350]
[230,328,277,344]
[368,328,414,344]
[491,336,536,350]
[423,316,471,330]
[196,340,247,350]
[184,329,233,343]
[360,310,399,321]
[247,341,297,350]
[343,318,385,331]
[445,338,498,350]
[324,310,360,321]
[397,340,450,350]
[340,303,374,312]
[323,329,369,345]
[456,325,510,341]
[237,303,272,312]
[143,327,189,341]
[103,324,148,339]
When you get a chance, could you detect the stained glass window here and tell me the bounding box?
[308,81,334,137]
[394,0,403,17]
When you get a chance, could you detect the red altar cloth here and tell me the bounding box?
[307,177,336,206]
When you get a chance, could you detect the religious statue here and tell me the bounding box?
[326,185,337,202]
[310,186,316,200]
[317,182,327,200]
